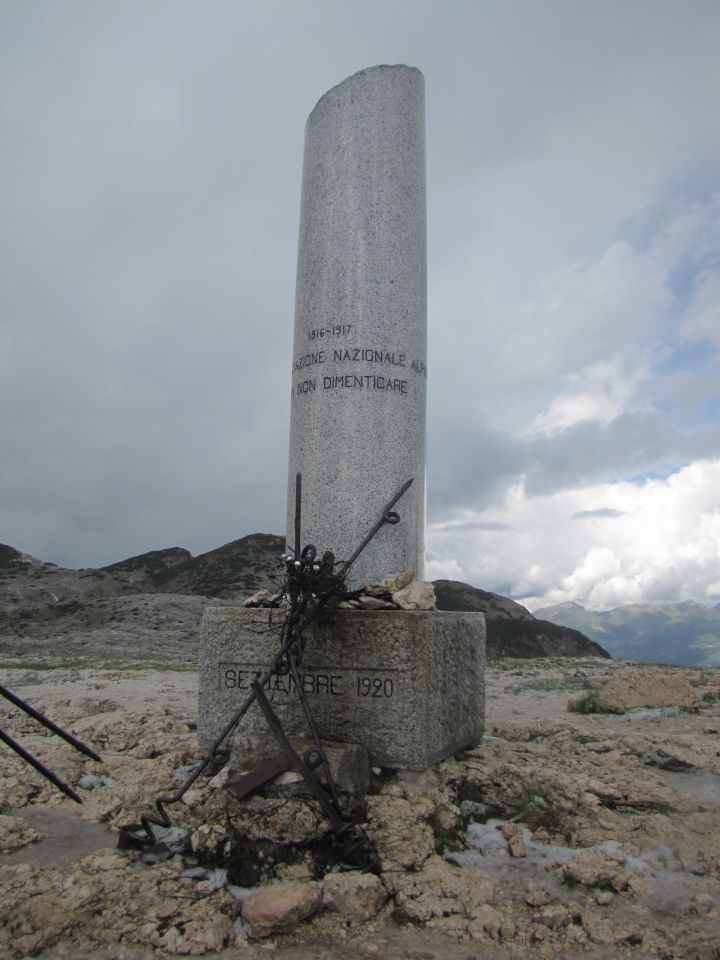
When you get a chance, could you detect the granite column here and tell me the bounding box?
[287,65,426,587]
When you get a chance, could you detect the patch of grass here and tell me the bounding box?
[513,676,592,695]
[453,742,482,762]
[451,774,565,837]
[567,690,600,713]
[94,660,197,672]
[523,678,565,693]
[505,778,564,834]
[0,657,198,677]
[485,650,505,668]
[701,689,719,704]
[427,812,465,855]
[510,678,555,693]
[566,690,623,714]
[0,659,88,671]
[7,672,46,686]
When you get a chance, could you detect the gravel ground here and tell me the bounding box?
[1,657,719,959]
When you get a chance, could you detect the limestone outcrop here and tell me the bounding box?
[1,656,719,957]
[594,668,698,712]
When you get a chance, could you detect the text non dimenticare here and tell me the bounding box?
[291,346,427,399]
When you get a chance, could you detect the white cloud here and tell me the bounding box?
[427,459,720,610]
[425,557,466,581]
[530,355,649,436]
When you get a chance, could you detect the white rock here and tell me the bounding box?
[392,579,436,610]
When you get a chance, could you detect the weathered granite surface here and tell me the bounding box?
[197,607,485,770]
[287,64,427,589]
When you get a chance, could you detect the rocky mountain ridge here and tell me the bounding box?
[433,580,609,659]
[536,599,720,667]
[0,536,606,664]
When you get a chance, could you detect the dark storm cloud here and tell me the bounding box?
[426,414,525,518]
[524,413,720,497]
[428,406,720,525]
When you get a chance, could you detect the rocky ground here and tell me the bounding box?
[0,539,605,663]
[1,656,719,959]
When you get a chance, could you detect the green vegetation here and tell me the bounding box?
[95,659,197,672]
[566,690,609,714]
[0,658,87,671]
[505,777,563,834]
[427,811,465,855]
[453,742,482,762]
[0,657,198,682]
[510,675,593,695]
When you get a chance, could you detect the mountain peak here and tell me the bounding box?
[102,547,193,578]
[0,543,49,572]
[433,580,608,659]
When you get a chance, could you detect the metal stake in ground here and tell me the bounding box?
[122,477,412,854]
[0,683,102,803]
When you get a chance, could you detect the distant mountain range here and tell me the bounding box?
[0,537,606,664]
[535,600,720,667]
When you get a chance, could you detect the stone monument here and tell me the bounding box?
[287,64,426,588]
[198,65,485,771]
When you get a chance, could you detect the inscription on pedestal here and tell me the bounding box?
[219,662,399,706]
[199,608,485,770]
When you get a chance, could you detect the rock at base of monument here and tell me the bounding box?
[223,740,371,800]
[197,608,485,772]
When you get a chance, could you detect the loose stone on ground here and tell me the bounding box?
[241,881,322,939]
[2,657,720,958]
[0,813,46,854]
[322,870,387,921]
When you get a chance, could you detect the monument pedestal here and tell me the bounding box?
[198,607,485,771]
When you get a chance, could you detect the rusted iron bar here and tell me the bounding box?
[285,646,342,811]
[336,477,413,581]
[252,680,376,872]
[0,726,83,804]
[123,476,413,851]
[294,471,302,558]
[225,754,292,801]
[131,607,328,843]
[0,683,102,762]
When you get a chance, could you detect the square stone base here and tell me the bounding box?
[197,607,485,771]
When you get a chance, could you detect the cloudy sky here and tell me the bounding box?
[2,1,719,611]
